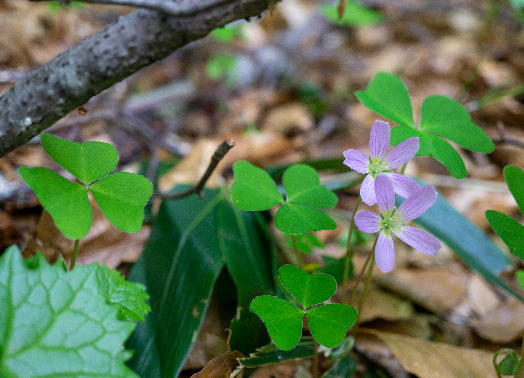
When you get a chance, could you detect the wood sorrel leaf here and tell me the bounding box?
[283,164,338,209]
[503,165,524,215]
[90,172,153,234]
[250,296,304,351]
[41,133,118,184]
[355,72,414,128]
[307,304,357,348]
[419,95,495,153]
[18,167,92,239]
[279,264,336,308]
[0,246,138,378]
[275,203,337,234]
[230,161,284,211]
[250,265,356,351]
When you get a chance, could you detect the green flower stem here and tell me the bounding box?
[291,234,303,269]
[400,162,407,175]
[356,243,376,324]
[350,236,377,307]
[342,196,361,304]
[514,336,524,378]
[70,239,80,270]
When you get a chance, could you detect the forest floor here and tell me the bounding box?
[2,0,524,377]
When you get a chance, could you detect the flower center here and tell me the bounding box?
[368,158,390,178]
[379,209,403,236]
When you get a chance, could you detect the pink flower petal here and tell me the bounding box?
[374,175,395,214]
[355,211,381,233]
[360,174,377,206]
[383,137,419,169]
[376,232,395,272]
[396,185,437,222]
[395,226,441,255]
[369,120,391,160]
[343,149,369,174]
[385,173,420,199]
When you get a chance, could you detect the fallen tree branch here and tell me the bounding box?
[0,0,278,157]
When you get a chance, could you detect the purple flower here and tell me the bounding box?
[343,120,420,206]
[354,175,441,272]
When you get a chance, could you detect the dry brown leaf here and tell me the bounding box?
[375,266,468,315]
[261,102,314,135]
[357,285,415,324]
[466,274,501,318]
[190,350,244,378]
[472,298,524,343]
[359,329,497,378]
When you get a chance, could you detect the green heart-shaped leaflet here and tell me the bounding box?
[90,172,153,234]
[275,164,337,234]
[419,95,494,154]
[249,296,303,351]
[230,161,284,211]
[18,167,92,239]
[279,264,336,308]
[354,72,414,128]
[486,166,524,262]
[41,133,118,184]
[307,304,357,348]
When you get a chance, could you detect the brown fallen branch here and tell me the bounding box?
[157,139,235,200]
[0,0,279,157]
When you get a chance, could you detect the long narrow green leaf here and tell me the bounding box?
[126,187,275,378]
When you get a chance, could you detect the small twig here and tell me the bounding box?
[29,0,231,17]
[492,121,524,149]
[158,139,235,200]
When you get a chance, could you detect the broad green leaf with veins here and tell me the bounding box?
[0,246,139,378]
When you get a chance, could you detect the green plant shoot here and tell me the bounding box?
[355,72,495,179]
[18,133,153,240]
[230,161,338,234]
[250,264,357,350]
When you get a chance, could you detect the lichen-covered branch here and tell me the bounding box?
[0,0,278,157]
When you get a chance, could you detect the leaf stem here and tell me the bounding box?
[312,338,319,378]
[70,239,80,270]
[341,196,361,304]
[291,234,303,269]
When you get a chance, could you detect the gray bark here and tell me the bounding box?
[0,0,278,157]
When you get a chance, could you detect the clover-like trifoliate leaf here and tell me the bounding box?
[250,265,356,351]
[41,133,118,184]
[250,296,304,351]
[419,95,495,154]
[230,161,284,211]
[279,264,336,308]
[19,135,153,239]
[355,72,414,128]
[231,162,337,234]
[0,245,139,378]
[18,167,92,239]
[97,264,151,322]
[90,172,153,234]
[307,304,357,348]
[486,210,524,262]
[283,164,338,209]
